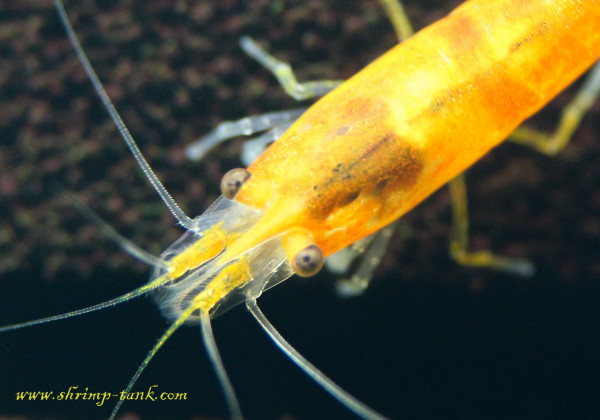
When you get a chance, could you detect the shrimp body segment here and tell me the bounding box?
[156,0,600,320]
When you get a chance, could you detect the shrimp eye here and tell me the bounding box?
[292,244,324,277]
[220,168,251,199]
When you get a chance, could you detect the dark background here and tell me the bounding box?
[1,0,599,419]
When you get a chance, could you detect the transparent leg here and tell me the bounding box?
[186,32,350,163]
[239,36,343,101]
[333,221,399,298]
[185,108,305,162]
[448,174,535,277]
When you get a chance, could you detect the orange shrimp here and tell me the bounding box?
[1,1,600,419]
[234,0,600,257]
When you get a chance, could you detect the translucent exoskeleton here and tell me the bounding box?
[1,1,600,419]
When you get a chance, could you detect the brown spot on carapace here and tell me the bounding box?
[429,92,452,114]
[308,132,424,218]
[510,21,549,52]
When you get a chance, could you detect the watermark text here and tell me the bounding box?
[15,385,187,406]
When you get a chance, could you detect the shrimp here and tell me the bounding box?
[1,1,600,419]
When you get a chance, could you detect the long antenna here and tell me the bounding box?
[64,188,168,269]
[54,0,194,229]
[246,299,390,420]
[0,274,167,333]
[200,310,243,420]
[108,304,194,420]
[0,189,172,333]
[107,306,243,420]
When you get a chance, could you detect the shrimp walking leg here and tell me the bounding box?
[509,60,600,155]
[378,0,414,41]
[333,221,399,298]
[185,108,305,163]
[185,35,345,162]
[448,174,535,277]
[240,0,415,103]
[239,36,344,100]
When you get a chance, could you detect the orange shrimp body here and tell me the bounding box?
[231,0,600,262]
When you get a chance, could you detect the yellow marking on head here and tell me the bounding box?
[167,223,230,279]
[193,256,252,313]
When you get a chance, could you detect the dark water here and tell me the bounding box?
[1,1,599,419]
